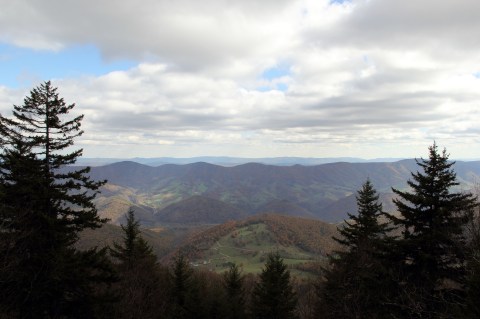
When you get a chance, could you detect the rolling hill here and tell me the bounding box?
[76,223,175,259]
[86,159,480,224]
[155,195,249,224]
[255,199,316,218]
[75,156,404,167]
[75,212,341,276]
[165,214,340,275]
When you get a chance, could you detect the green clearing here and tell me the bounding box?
[190,223,322,276]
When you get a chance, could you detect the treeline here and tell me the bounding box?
[1,82,480,318]
[105,209,299,319]
[318,144,480,318]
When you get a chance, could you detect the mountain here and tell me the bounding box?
[255,199,316,218]
[76,156,406,167]
[166,214,339,274]
[87,159,480,223]
[77,218,213,259]
[76,213,340,275]
[93,183,156,225]
[320,192,399,221]
[155,195,248,224]
[76,223,175,259]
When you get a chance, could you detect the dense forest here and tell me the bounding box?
[1,82,480,318]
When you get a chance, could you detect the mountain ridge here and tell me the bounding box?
[87,159,480,224]
[76,156,409,167]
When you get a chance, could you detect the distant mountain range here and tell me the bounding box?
[84,159,480,224]
[77,156,407,167]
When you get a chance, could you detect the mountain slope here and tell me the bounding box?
[76,223,175,259]
[167,214,339,274]
[255,199,316,218]
[88,160,480,223]
[155,195,248,224]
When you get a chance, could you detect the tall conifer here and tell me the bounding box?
[251,252,298,319]
[335,179,392,252]
[0,81,113,318]
[223,263,246,319]
[110,209,160,319]
[390,143,476,317]
[170,254,200,319]
[318,179,394,318]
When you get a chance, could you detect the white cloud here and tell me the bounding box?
[1,0,480,158]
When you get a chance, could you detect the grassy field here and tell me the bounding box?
[189,223,323,275]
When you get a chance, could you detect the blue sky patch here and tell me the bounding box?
[276,83,288,92]
[256,83,288,92]
[257,64,291,92]
[329,0,351,4]
[0,43,135,88]
[261,65,291,81]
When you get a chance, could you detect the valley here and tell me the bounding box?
[87,159,480,224]
[78,158,480,275]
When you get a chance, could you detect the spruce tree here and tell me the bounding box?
[0,81,113,318]
[110,209,156,270]
[390,143,476,317]
[251,252,298,319]
[318,179,394,319]
[464,199,480,318]
[170,253,203,319]
[223,263,246,319]
[334,179,392,253]
[110,209,160,319]
[0,139,48,317]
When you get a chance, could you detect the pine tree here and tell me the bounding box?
[464,197,480,318]
[110,209,156,270]
[170,253,199,319]
[1,81,105,237]
[0,139,48,317]
[335,179,392,253]
[223,263,246,319]
[251,252,298,319]
[0,81,113,318]
[110,209,160,319]
[390,143,476,317]
[317,179,395,319]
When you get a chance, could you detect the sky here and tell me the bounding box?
[1,0,480,159]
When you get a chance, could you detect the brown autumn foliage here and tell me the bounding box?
[167,214,339,261]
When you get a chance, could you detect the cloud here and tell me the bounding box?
[1,0,480,158]
[0,0,297,73]
[307,0,480,51]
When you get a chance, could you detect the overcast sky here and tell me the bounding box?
[1,0,479,159]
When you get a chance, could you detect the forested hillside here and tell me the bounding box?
[88,159,480,223]
[166,214,338,274]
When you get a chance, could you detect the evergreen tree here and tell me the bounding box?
[0,81,113,318]
[464,198,480,318]
[1,81,105,236]
[110,209,160,319]
[335,179,392,252]
[0,139,48,317]
[110,209,156,270]
[251,252,298,319]
[390,143,476,317]
[223,263,246,319]
[170,253,200,319]
[317,179,395,319]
